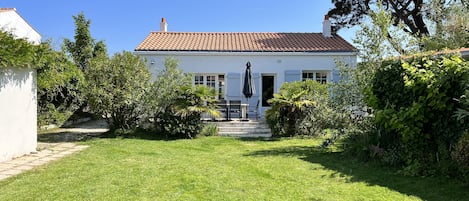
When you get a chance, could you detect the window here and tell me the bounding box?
[194,75,204,85]
[193,74,225,99]
[206,75,216,88]
[302,71,328,84]
[316,72,327,84]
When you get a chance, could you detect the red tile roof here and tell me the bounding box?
[135,32,357,52]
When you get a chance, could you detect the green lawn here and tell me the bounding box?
[0,137,467,201]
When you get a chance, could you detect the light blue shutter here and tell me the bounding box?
[226,72,241,98]
[249,72,260,105]
[285,70,301,82]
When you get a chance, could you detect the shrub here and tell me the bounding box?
[86,51,150,131]
[199,124,219,137]
[146,58,219,139]
[452,132,469,182]
[36,46,85,127]
[266,79,328,137]
[367,53,469,175]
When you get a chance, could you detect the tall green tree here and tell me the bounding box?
[63,12,105,72]
[86,51,150,131]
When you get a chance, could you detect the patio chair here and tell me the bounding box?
[229,100,241,119]
[247,99,260,120]
[216,99,228,121]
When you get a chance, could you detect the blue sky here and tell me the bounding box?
[1,0,357,55]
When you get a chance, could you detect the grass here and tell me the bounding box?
[0,137,467,201]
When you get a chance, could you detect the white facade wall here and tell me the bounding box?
[136,51,357,115]
[0,68,37,162]
[0,10,41,44]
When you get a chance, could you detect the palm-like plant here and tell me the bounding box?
[175,85,221,119]
[268,82,316,136]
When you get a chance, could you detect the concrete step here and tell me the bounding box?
[218,127,271,133]
[204,120,272,138]
[218,132,272,138]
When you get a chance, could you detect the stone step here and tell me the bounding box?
[204,120,272,138]
[218,132,272,138]
[218,127,271,132]
[210,122,267,127]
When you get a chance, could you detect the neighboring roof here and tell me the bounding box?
[135,32,357,52]
[0,8,15,12]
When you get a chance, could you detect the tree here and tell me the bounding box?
[421,2,469,50]
[329,0,468,52]
[86,51,150,131]
[329,0,430,37]
[63,12,105,72]
[36,43,85,126]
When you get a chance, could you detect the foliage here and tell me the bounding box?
[86,51,150,131]
[367,53,469,176]
[199,124,219,137]
[421,2,469,50]
[452,132,469,181]
[331,0,468,56]
[146,57,220,139]
[266,80,328,137]
[63,12,105,72]
[352,2,420,58]
[319,59,378,149]
[36,44,85,126]
[0,31,39,69]
[454,89,469,123]
[328,0,431,37]
[0,31,85,126]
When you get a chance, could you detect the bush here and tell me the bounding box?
[35,43,86,127]
[86,51,150,131]
[146,58,219,139]
[199,124,218,137]
[452,132,469,182]
[266,80,329,137]
[367,53,469,175]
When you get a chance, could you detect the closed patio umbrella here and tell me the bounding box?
[243,61,255,99]
[243,61,255,119]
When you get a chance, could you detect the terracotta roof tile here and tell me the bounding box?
[135,32,357,52]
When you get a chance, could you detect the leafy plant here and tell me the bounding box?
[367,53,469,176]
[86,51,150,131]
[452,131,469,182]
[146,57,220,139]
[266,80,327,137]
[199,124,218,137]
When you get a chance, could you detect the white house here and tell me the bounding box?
[0,8,40,162]
[135,16,357,116]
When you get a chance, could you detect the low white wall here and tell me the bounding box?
[0,68,37,162]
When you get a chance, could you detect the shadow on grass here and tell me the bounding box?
[245,146,469,201]
[38,131,107,143]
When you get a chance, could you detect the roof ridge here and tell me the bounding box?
[136,31,357,52]
[149,31,324,34]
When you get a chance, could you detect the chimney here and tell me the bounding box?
[160,17,167,32]
[322,15,332,37]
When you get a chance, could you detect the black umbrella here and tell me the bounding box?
[243,61,255,101]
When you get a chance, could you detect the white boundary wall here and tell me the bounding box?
[0,68,37,162]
